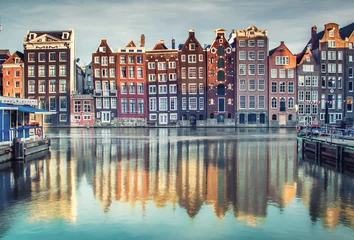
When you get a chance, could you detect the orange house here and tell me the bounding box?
[2,51,24,98]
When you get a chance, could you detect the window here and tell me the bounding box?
[279,82,285,93]
[129,83,136,94]
[248,51,256,60]
[259,96,265,109]
[136,67,143,79]
[182,67,186,79]
[210,70,214,76]
[59,65,66,76]
[137,56,143,64]
[94,56,100,64]
[158,62,167,70]
[109,56,115,64]
[138,99,144,114]
[28,80,35,93]
[321,94,326,109]
[328,77,336,88]
[303,65,314,72]
[102,69,108,77]
[198,67,204,79]
[239,64,246,75]
[338,64,342,73]
[312,105,318,115]
[305,91,311,101]
[239,40,246,47]
[271,69,277,78]
[328,40,336,48]
[349,81,353,92]
[347,97,353,112]
[74,100,81,113]
[328,94,335,109]
[148,62,155,69]
[321,64,326,73]
[321,76,326,88]
[199,83,204,94]
[312,76,318,86]
[83,100,91,112]
[217,71,225,81]
[38,65,46,77]
[28,53,35,62]
[148,74,156,81]
[217,58,225,68]
[288,82,294,93]
[217,46,225,56]
[305,76,311,86]
[121,82,127,94]
[338,77,342,89]
[328,64,336,73]
[169,84,177,94]
[149,98,156,111]
[102,97,109,109]
[149,85,156,94]
[170,97,177,111]
[159,97,168,111]
[129,99,136,113]
[182,84,186,94]
[120,56,126,64]
[239,51,246,60]
[49,97,56,111]
[38,80,46,93]
[169,73,176,81]
[60,80,66,93]
[349,67,353,78]
[321,51,327,60]
[248,40,255,47]
[38,52,46,62]
[276,56,289,65]
[189,83,197,94]
[239,96,246,109]
[189,43,195,50]
[28,66,35,77]
[299,91,304,102]
[128,66,134,78]
[169,61,176,69]
[255,64,264,75]
[338,94,342,110]
[199,54,203,61]
[128,56,134,64]
[258,40,265,47]
[249,96,256,109]
[48,65,56,77]
[248,64,256,75]
[271,82,277,93]
[182,97,187,110]
[271,98,277,109]
[188,67,197,78]
[189,97,197,110]
[305,104,311,114]
[258,51,265,60]
[279,69,286,78]
[59,97,67,111]
[49,80,56,92]
[258,79,265,91]
[15,81,20,88]
[328,51,336,60]
[181,55,186,62]
[288,97,294,109]
[188,55,197,63]
[137,83,144,94]
[94,68,100,78]
[249,79,256,91]
[299,105,304,114]
[288,69,294,78]
[159,85,167,94]
[199,97,204,110]
[121,99,128,113]
[240,79,246,91]
[102,56,108,66]
[109,68,115,78]
[158,74,167,82]
[59,52,67,62]
[349,55,353,62]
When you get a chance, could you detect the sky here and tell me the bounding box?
[0,0,354,66]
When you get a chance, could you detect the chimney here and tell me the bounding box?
[311,25,317,50]
[189,29,195,38]
[101,39,107,44]
[172,38,175,49]
[140,34,145,47]
[280,41,284,45]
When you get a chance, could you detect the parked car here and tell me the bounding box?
[297,128,319,137]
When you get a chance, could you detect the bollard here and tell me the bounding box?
[12,138,24,160]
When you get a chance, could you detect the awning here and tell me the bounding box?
[17,106,56,115]
[0,103,18,110]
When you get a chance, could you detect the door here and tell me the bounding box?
[190,115,196,125]
[279,114,286,125]
[239,114,245,124]
[260,114,265,124]
[159,114,168,125]
[329,114,336,124]
[280,98,286,112]
[218,98,225,112]
[102,111,111,123]
[217,114,225,123]
[248,114,257,124]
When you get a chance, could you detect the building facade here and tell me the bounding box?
[178,29,207,126]
[92,39,117,125]
[117,35,147,126]
[146,40,179,125]
[23,30,76,126]
[2,51,24,98]
[83,62,93,94]
[70,94,95,126]
[0,50,11,96]
[235,26,268,127]
[296,48,320,126]
[206,28,235,125]
[268,41,297,127]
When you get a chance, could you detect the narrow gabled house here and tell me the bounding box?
[2,51,25,98]
[117,35,147,126]
[23,30,76,126]
[0,50,11,96]
[235,26,268,127]
[146,39,179,126]
[268,41,297,127]
[92,39,117,125]
[178,29,207,126]
[296,47,320,126]
[206,28,235,125]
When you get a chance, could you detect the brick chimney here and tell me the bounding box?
[189,29,195,38]
[311,25,317,50]
[172,38,175,49]
[140,34,145,47]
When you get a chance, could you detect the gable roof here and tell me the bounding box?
[25,30,73,42]
[269,42,293,56]
[3,51,24,65]
[126,40,136,48]
[152,40,168,50]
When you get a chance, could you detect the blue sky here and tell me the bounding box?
[0,0,354,66]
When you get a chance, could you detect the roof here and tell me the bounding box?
[17,105,55,114]
[0,49,10,64]
[178,44,183,50]
[230,41,235,48]
[25,30,73,42]
[0,50,10,55]
[0,103,17,110]
[152,40,168,50]
[339,22,354,39]
[3,51,24,65]
[269,47,277,56]
[204,44,211,50]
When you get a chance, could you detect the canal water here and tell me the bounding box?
[0,128,354,240]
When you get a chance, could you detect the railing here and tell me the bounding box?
[94,90,118,97]
[298,125,354,143]
[0,126,43,143]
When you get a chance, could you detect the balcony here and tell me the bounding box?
[94,90,117,97]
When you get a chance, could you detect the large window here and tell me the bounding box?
[249,96,256,109]
[28,80,35,93]
[189,97,197,110]
[170,97,177,111]
[188,67,197,78]
[249,79,256,91]
[74,100,81,113]
[259,96,265,109]
[120,56,126,64]
[271,97,277,109]
[130,99,136,113]
[121,99,128,113]
[138,99,144,114]
[271,69,277,78]
[258,51,265,60]
[59,65,66,76]
[240,79,246,91]
[248,64,256,75]
[60,97,67,111]
[49,80,56,92]
[248,51,256,60]
[276,56,289,65]
[271,82,277,93]
[288,82,294,93]
[149,98,156,111]
[49,65,56,77]
[279,82,285,93]
[239,64,246,75]
[120,66,127,78]
[258,79,265,91]
[39,65,46,77]
[258,64,265,75]
[49,97,56,111]
[239,51,246,60]
[159,97,168,111]
[28,66,35,77]
[39,80,46,93]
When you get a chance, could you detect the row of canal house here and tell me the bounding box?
[2,23,354,127]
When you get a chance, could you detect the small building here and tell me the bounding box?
[70,94,95,127]
[0,50,11,96]
[268,41,297,127]
[2,51,25,98]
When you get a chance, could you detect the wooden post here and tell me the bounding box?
[301,139,305,159]
[318,142,321,165]
[339,146,344,174]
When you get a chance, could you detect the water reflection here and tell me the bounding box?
[0,128,354,237]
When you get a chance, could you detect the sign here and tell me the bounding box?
[0,96,38,106]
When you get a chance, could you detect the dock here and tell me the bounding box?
[298,135,354,174]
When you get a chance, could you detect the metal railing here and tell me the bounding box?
[0,126,43,144]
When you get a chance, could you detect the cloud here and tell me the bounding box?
[0,0,353,63]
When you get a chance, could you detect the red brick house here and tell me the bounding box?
[117,35,147,126]
[146,39,179,125]
[92,39,117,125]
[206,28,235,125]
[70,94,95,126]
[268,41,297,127]
[235,26,268,127]
[2,51,24,98]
